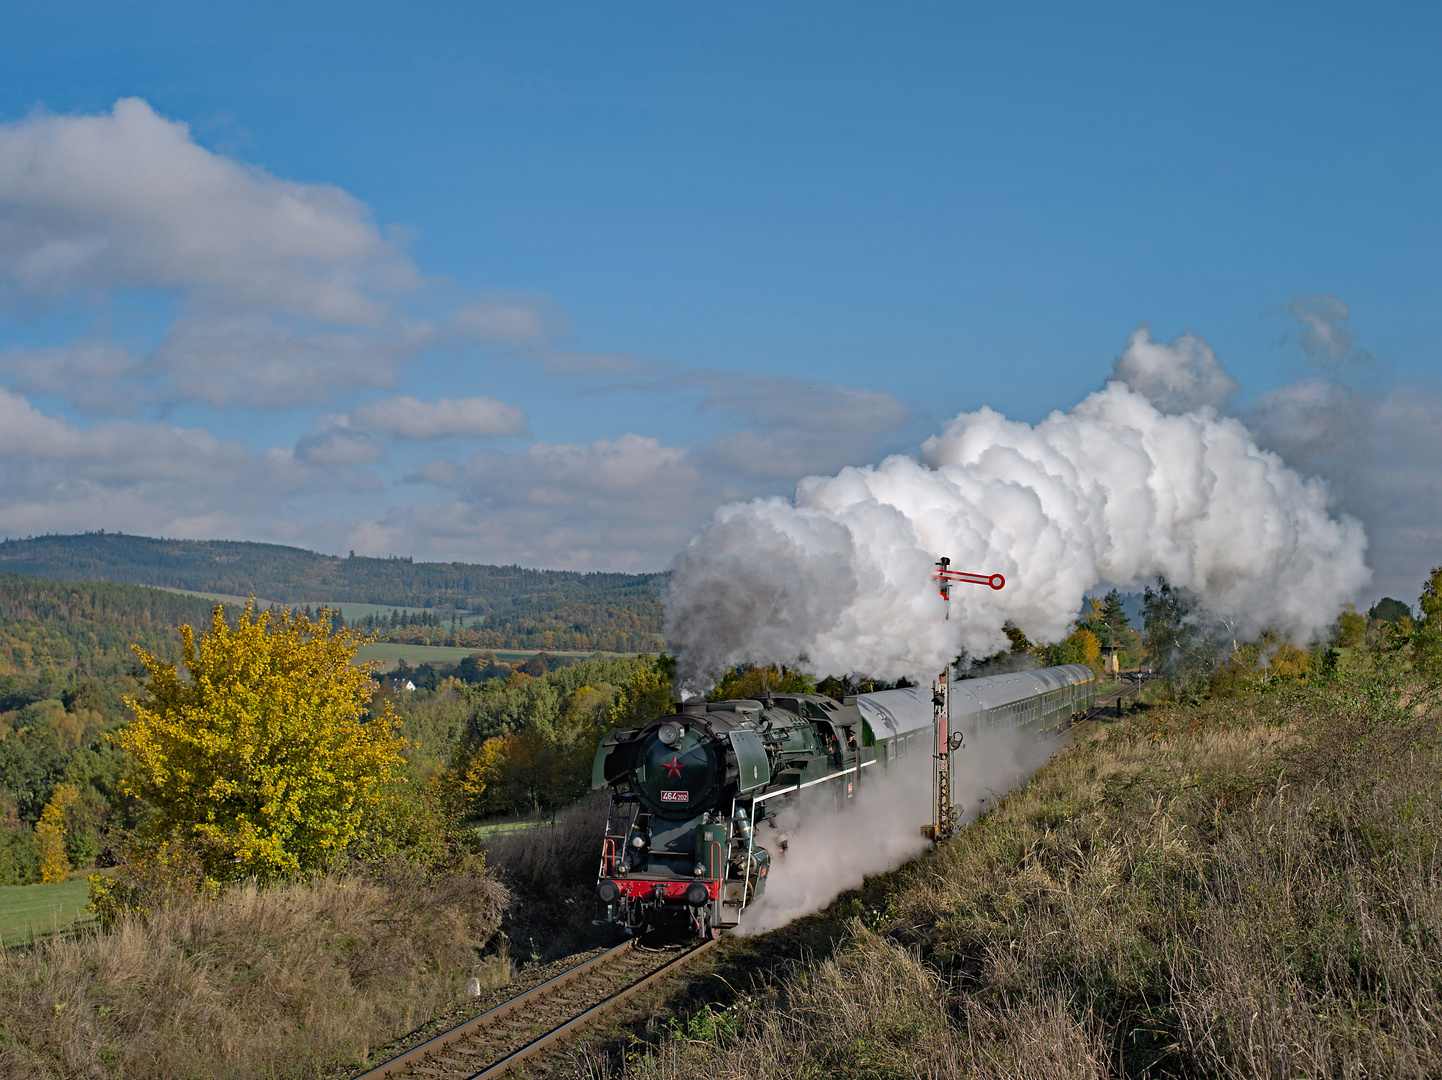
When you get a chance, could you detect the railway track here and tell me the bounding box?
[1090,671,1158,717]
[356,936,718,1080]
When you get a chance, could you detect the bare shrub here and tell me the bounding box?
[0,863,507,1079]
[483,792,613,959]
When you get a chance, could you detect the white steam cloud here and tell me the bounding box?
[740,725,1060,932]
[666,332,1370,687]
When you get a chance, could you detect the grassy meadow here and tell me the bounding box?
[353,642,634,672]
[155,586,477,624]
[0,878,96,945]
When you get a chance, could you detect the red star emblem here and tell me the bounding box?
[663,755,683,778]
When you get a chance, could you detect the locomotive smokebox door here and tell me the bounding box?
[727,729,771,792]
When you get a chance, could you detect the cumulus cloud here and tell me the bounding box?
[450,294,563,344]
[0,387,340,539]
[1234,295,1440,606]
[349,395,529,439]
[364,372,915,569]
[0,341,147,414]
[294,427,386,467]
[1284,293,1372,369]
[0,317,436,412]
[151,314,433,409]
[366,433,727,570]
[1247,377,1442,605]
[0,98,416,321]
[696,377,913,480]
[0,99,570,415]
[1110,326,1239,414]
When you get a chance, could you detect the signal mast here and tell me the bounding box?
[923,557,1006,844]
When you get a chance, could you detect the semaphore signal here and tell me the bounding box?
[924,556,1006,843]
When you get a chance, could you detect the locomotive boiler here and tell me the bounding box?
[591,665,1096,937]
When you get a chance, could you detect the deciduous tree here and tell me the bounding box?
[1414,567,1442,676]
[117,603,408,881]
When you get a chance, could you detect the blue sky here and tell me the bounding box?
[0,2,1437,602]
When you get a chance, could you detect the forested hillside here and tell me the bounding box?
[0,532,665,652]
[0,574,230,680]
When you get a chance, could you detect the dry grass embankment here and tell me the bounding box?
[0,864,506,1080]
[614,668,1442,1079]
[483,792,616,962]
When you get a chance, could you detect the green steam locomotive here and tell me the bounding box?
[591,664,1095,937]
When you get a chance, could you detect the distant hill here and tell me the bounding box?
[0,571,235,684]
[0,533,665,653]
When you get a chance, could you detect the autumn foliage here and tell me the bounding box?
[116,603,408,882]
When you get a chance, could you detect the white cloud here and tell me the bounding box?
[294,428,386,466]
[1110,326,1239,414]
[697,376,912,480]
[1246,377,1442,606]
[0,387,343,539]
[362,433,728,570]
[450,294,563,344]
[1285,293,1372,370]
[0,98,416,322]
[152,314,434,409]
[0,341,147,413]
[349,394,529,439]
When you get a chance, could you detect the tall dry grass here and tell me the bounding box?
[0,863,506,1079]
[608,668,1442,1079]
[483,792,614,960]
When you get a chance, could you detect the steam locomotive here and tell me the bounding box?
[591,664,1096,937]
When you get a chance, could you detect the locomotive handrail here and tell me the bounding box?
[749,757,876,805]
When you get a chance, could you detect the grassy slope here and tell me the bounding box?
[0,868,508,1080]
[610,667,1442,1079]
[0,878,95,945]
[154,587,452,622]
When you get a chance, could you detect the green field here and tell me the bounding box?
[156,587,482,625]
[354,642,633,672]
[0,878,96,945]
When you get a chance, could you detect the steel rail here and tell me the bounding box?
[468,936,717,1079]
[354,941,634,1080]
[354,937,717,1080]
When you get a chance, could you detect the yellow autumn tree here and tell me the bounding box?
[36,783,80,883]
[117,603,408,882]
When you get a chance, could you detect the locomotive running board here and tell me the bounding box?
[749,758,875,806]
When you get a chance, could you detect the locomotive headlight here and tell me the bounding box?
[630,835,647,849]
[693,862,706,877]
[657,721,683,747]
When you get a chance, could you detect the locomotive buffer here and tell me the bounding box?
[924,557,1006,844]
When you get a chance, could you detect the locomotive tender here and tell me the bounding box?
[592,664,1095,937]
